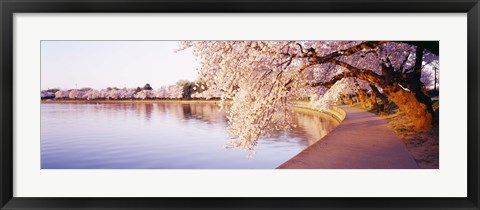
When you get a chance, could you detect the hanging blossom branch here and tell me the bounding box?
[180,40,438,151]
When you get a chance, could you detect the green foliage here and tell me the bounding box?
[142,83,153,90]
[176,80,190,87]
[79,87,92,91]
[47,88,60,93]
[175,80,192,100]
[106,87,119,91]
[176,80,210,100]
[135,87,142,93]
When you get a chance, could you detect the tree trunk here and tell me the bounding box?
[312,43,434,132]
[370,88,380,113]
[337,95,344,104]
[369,90,378,112]
[434,66,437,92]
[344,94,354,105]
[379,45,433,131]
[402,45,434,130]
[382,83,432,131]
[357,89,376,111]
[369,84,389,113]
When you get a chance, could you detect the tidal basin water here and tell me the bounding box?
[41,102,338,169]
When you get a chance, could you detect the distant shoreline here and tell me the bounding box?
[41,99,342,123]
[41,99,221,104]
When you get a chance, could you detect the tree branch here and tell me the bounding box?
[284,42,388,90]
[310,60,385,88]
[295,42,306,56]
[315,41,388,64]
[280,41,388,62]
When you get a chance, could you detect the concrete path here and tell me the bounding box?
[278,105,418,169]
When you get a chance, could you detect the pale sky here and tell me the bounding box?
[41,41,200,90]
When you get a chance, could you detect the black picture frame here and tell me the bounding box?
[1,0,479,209]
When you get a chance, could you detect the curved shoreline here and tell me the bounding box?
[292,103,346,123]
[277,105,419,169]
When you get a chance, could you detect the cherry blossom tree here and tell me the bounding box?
[120,88,136,99]
[84,89,101,100]
[154,86,168,99]
[68,89,80,99]
[54,90,70,99]
[41,90,56,99]
[134,90,156,99]
[45,85,187,100]
[179,41,439,150]
[167,85,184,99]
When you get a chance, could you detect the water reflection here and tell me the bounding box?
[41,102,337,169]
[292,108,339,146]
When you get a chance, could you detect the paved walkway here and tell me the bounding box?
[278,105,419,169]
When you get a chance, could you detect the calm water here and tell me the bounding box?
[41,102,338,169]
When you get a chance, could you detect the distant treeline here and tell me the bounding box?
[41,81,222,100]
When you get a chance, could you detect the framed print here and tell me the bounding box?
[1,0,479,209]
